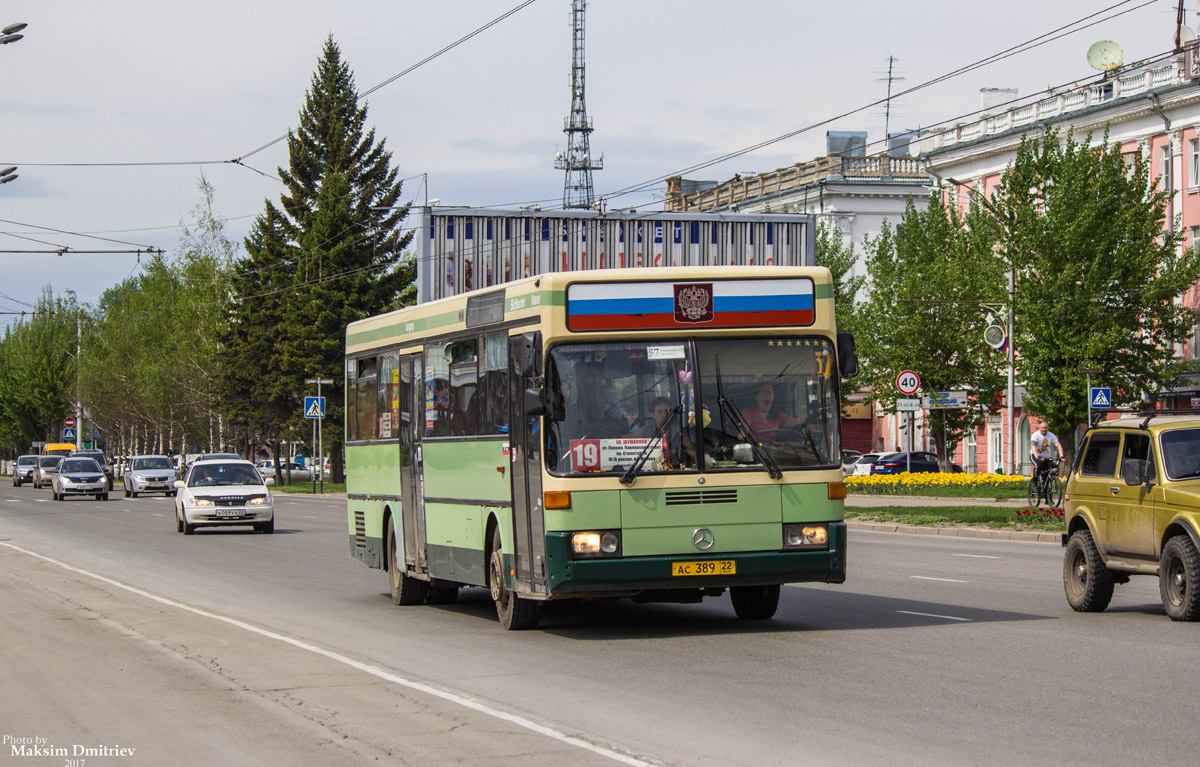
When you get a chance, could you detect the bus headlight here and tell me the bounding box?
[783,523,829,550]
[572,530,621,558]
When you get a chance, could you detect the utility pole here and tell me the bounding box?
[554,0,603,208]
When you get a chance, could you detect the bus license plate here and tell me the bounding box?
[672,560,735,576]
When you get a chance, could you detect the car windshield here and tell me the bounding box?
[542,336,839,476]
[60,459,100,473]
[133,457,173,470]
[188,463,264,487]
[18,456,37,466]
[197,453,241,462]
[39,456,63,468]
[1160,428,1200,480]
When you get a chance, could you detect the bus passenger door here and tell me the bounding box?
[399,354,428,571]
[509,333,547,594]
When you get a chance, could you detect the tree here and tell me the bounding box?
[0,290,81,452]
[994,127,1200,463]
[813,219,865,339]
[224,36,414,481]
[858,196,1007,469]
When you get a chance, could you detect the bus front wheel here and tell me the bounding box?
[730,584,781,620]
[489,526,540,630]
[388,515,427,606]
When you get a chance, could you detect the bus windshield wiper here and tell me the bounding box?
[712,356,781,479]
[620,404,682,486]
[716,395,783,479]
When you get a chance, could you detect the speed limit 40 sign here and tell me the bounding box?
[896,370,921,395]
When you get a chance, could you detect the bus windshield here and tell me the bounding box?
[543,336,839,476]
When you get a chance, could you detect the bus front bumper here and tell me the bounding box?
[545,521,846,596]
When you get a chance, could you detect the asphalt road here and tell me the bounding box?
[0,483,1196,766]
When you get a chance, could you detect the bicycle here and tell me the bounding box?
[1027,457,1065,508]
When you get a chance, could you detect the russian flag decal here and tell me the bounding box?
[566,278,815,331]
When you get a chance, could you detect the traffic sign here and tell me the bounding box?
[922,391,970,409]
[63,416,76,429]
[304,396,326,419]
[896,398,922,411]
[62,427,76,439]
[1090,387,1112,409]
[896,371,921,395]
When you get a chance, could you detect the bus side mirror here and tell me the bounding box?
[517,332,543,377]
[524,387,548,417]
[837,333,859,378]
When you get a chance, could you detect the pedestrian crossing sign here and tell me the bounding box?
[304,396,326,419]
[1090,387,1112,409]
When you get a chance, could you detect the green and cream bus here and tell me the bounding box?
[345,266,856,629]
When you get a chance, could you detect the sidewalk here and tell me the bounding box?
[845,494,1028,509]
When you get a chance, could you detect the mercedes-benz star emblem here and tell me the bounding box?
[692,527,715,550]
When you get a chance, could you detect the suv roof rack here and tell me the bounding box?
[1090,408,1200,429]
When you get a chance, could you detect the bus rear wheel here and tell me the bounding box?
[489,526,540,630]
[730,584,781,619]
[387,516,427,606]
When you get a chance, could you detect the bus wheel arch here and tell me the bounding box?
[488,523,540,630]
[386,511,427,606]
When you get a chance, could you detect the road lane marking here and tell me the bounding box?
[897,610,972,622]
[0,541,654,767]
[952,554,1001,559]
[910,576,969,583]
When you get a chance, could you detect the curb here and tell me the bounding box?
[846,521,1062,544]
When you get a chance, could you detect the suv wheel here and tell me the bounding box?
[1160,535,1200,621]
[1063,528,1114,612]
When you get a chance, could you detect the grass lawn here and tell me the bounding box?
[847,505,1065,532]
[270,482,346,495]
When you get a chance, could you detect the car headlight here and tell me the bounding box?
[248,497,269,505]
[191,498,214,507]
[783,523,829,550]
[571,530,620,558]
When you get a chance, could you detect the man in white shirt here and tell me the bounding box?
[1030,422,1064,478]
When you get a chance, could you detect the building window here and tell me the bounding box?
[1161,145,1172,192]
[1190,138,1200,188]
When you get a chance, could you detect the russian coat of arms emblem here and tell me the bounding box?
[673,283,713,324]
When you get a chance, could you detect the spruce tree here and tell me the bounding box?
[224,36,414,480]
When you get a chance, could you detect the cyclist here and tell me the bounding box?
[1030,422,1064,480]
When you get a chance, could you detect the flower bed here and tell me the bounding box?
[845,472,1029,495]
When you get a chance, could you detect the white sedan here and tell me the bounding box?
[123,454,178,497]
[174,459,274,535]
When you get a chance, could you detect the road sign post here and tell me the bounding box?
[304,379,334,493]
[896,371,921,473]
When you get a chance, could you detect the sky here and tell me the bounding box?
[0,0,1183,321]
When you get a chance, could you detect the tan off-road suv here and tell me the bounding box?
[1063,413,1200,621]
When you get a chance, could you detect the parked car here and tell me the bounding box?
[174,459,274,535]
[70,449,113,490]
[842,451,878,477]
[1063,414,1200,621]
[123,454,178,497]
[51,457,108,501]
[255,460,314,484]
[12,454,38,486]
[869,451,963,474]
[849,453,882,476]
[33,456,64,488]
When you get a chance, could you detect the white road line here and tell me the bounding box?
[897,610,972,622]
[952,554,1001,559]
[910,575,969,583]
[303,515,318,519]
[0,541,654,767]
[152,513,163,517]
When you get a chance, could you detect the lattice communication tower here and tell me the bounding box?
[554,0,603,209]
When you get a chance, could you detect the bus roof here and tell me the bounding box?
[42,442,78,456]
[346,266,835,354]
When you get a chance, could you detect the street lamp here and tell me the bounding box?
[946,177,1017,476]
[0,167,17,185]
[1,22,28,45]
